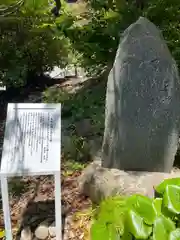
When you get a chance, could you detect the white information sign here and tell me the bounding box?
[0,103,62,240]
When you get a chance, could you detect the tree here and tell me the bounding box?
[0,0,70,88]
[0,0,25,16]
[60,0,180,74]
[51,0,61,16]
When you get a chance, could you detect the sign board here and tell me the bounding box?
[1,103,61,176]
[0,103,62,240]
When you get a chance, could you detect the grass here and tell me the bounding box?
[62,159,87,176]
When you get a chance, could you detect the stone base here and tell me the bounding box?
[78,161,180,204]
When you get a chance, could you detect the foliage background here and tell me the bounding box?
[0,0,70,88]
[1,0,180,87]
[59,0,180,76]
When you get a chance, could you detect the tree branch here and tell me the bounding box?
[0,0,25,16]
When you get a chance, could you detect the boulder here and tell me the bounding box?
[78,162,180,204]
[102,17,180,172]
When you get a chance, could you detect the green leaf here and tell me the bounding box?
[97,196,127,236]
[155,178,180,196]
[163,185,180,215]
[91,220,119,240]
[169,229,180,240]
[104,10,119,20]
[126,194,157,225]
[177,220,180,228]
[161,203,175,219]
[152,215,175,240]
[153,198,162,215]
[126,209,152,239]
[91,220,108,240]
[121,229,133,240]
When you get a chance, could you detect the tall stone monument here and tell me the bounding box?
[102,17,180,173]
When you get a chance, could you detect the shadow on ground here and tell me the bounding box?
[15,199,67,240]
[174,152,180,168]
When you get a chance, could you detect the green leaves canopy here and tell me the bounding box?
[0,0,69,88]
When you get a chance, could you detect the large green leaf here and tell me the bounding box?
[91,220,119,240]
[163,185,180,215]
[126,194,157,225]
[153,198,162,216]
[169,229,180,240]
[161,204,175,220]
[121,229,133,240]
[97,196,127,236]
[155,178,180,196]
[152,215,175,240]
[126,209,152,239]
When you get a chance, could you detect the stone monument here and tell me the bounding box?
[102,17,180,172]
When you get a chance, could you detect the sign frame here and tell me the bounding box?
[0,103,62,240]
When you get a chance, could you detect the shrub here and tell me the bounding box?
[59,0,180,75]
[0,0,70,88]
[43,78,106,135]
[144,0,180,69]
[59,1,139,75]
[91,178,180,239]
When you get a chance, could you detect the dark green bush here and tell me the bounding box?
[91,178,180,240]
[0,0,70,88]
[144,0,180,69]
[60,0,180,75]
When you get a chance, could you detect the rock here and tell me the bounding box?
[20,226,33,240]
[78,162,180,204]
[78,162,124,204]
[34,221,49,240]
[102,17,180,172]
[48,222,56,238]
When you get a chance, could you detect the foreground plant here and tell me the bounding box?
[91,178,180,239]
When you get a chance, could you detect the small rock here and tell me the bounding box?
[48,222,56,238]
[34,222,49,240]
[20,226,33,240]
